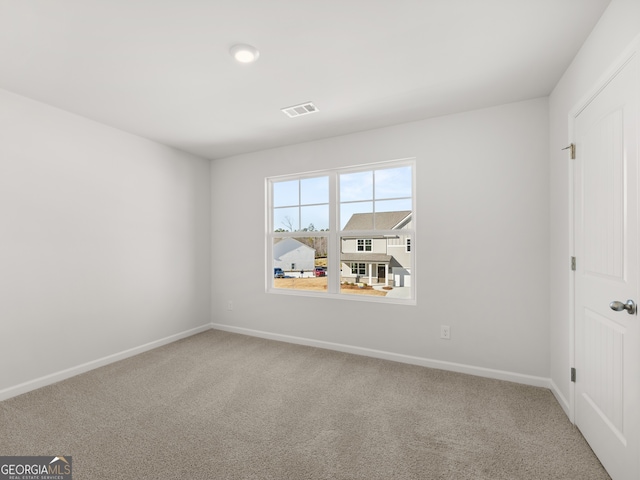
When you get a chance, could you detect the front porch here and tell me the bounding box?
[340,253,393,287]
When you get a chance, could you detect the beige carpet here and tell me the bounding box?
[0,329,609,479]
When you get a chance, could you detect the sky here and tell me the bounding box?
[272,165,412,231]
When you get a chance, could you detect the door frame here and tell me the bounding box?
[568,34,640,425]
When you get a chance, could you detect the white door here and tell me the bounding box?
[574,51,639,480]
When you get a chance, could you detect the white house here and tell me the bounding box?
[273,238,315,272]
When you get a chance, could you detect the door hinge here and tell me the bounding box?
[571,367,576,383]
[562,143,576,159]
[571,256,576,271]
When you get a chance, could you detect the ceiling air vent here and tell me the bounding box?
[281,102,319,118]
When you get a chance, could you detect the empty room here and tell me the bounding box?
[1,1,639,479]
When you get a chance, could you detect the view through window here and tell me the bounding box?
[267,159,415,303]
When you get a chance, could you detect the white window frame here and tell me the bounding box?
[357,239,372,252]
[350,263,367,275]
[266,158,416,305]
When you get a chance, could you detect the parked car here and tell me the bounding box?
[314,266,327,277]
[274,267,285,278]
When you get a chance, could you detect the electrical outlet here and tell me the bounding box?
[227,300,233,311]
[440,325,450,340]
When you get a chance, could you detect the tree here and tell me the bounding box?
[281,216,295,232]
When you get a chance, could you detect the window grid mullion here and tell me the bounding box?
[298,179,302,232]
[372,170,376,230]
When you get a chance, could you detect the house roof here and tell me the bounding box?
[273,238,314,260]
[341,253,393,264]
[343,211,411,231]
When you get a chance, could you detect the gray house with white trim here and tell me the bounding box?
[340,211,412,286]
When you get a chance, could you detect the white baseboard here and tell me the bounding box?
[549,378,572,421]
[0,324,212,402]
[211,323,552,389]
[2,323,558,404]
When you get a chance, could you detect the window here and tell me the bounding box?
[357,239,372,251]
[350,263,366,275]
[267,159,415,303]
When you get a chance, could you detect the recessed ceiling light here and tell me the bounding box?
[230,44,260,63]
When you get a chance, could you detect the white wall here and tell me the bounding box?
[549,0,640,413]
[0,89,211,397]
[212,97,550,382]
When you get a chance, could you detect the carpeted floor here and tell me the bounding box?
[0,329,609,479]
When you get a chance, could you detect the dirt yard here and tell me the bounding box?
[274,277,387,296]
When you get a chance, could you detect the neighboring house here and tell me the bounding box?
[340,211,412,287]
[273,238,316,272]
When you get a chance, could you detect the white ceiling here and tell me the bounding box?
[0,0,611,160]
